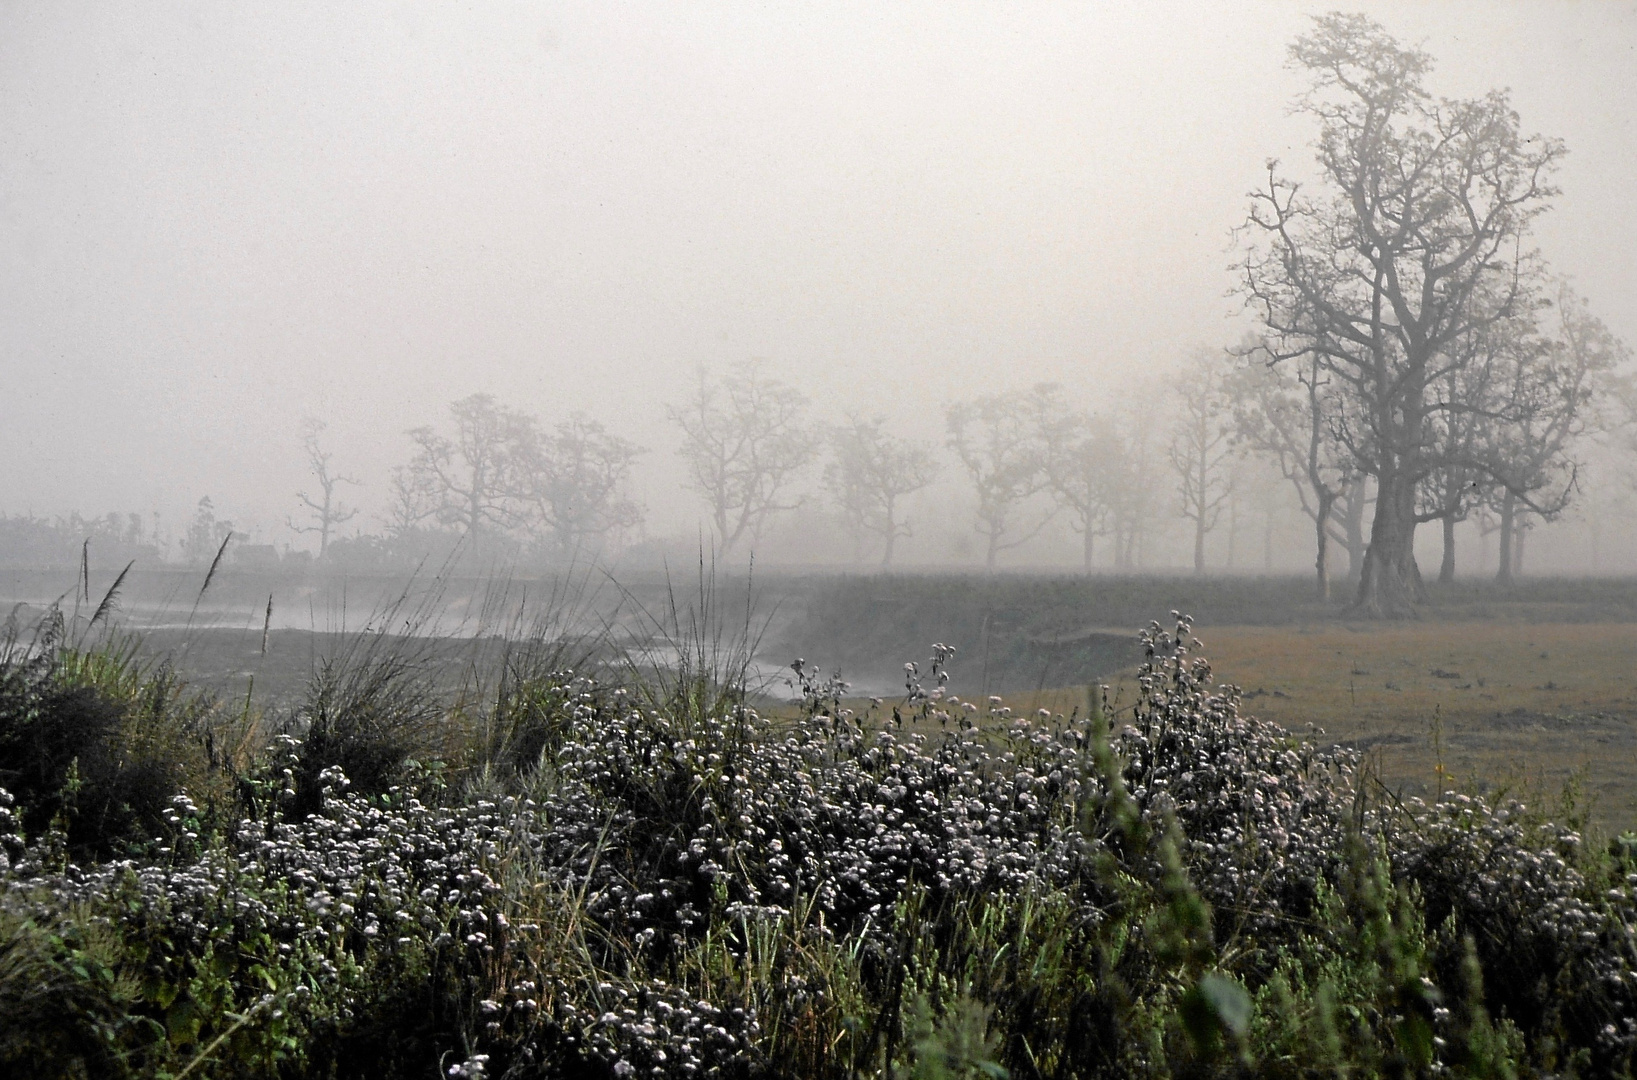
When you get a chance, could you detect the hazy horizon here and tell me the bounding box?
[4,2,1635,576]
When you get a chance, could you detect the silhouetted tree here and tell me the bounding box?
[1167,351,1236,576]
[1231,345,1356,597]
[1242,13,1566,615]
[946,388,1053,573]
[1483,287,1621,583]
[1098,399,1164,572]
[403,393,530,540]
[384,466,438,538]
[1034,386,1121,574]
[669,362,813,556]
[289,417,360,559]
[514,412,644,561]
[183,496,232,566]
[823,416,938,570]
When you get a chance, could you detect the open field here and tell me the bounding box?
[965,620,1637,832]
[766,576,1637,832]
[55,572,1636,831]
[1194,621,1637,830]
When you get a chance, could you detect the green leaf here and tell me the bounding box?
[1182,972,1254,1054]
[1198,973,1252,1037]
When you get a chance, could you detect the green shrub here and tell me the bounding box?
[283,633,449,816]
[0,617,225,858]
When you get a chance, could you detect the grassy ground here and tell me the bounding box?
[1193,621,1637,831]
[764,575,1637,831]
[110,574,1637,831]
[971,621,1637,833]
[767,573,1637,695]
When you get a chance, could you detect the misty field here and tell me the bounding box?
[6,568,1637,1078]
[1195,622,1637,827]
[979,621,1637,832]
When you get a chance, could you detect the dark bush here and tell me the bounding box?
[285,635,447,816]
[0,621,214,857]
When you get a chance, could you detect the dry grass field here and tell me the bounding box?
[1193,621,1637,830]
[994,622,1637,832]
[911,620,1637,832]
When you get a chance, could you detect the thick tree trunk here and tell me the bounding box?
[985,532,998,574]
[1353,470,1424,618]
[1495,489,1516,586]
[715,504,737,558]
[1513,519,1526,578]
[1082,527,1094,576]
[1438,514,1456,584]
[1314,493,1335,601]
[1344,478,1367,585]
[880,498,897,570]
[1194,513,1206,576]
[1264,501,1275,573]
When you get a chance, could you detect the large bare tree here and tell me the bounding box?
[404,393,531,539]
[822,416,938,569]
[669,362,814,557]
[289,417,360,559]
[1242,13,1565,615]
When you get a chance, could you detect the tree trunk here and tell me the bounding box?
[1495,489,1515,586]
[985,531,998,574]
[1193,512,1206,576]
[1264,500,1275,573]
[1513,519,1526,578]
[1438,514,1456,584]
[1353,470,1423,618]
[880,498,896,570]
[1344,477,1366,585]
[1314,492,1335,601]
[1082,526,1094,576]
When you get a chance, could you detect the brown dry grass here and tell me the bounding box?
[858,622,1637,831]
[994,622,1637,832]
[1190,621,1637,828]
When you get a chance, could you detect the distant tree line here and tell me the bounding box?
[10,17,1632,620]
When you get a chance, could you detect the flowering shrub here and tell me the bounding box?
[2,615,1635,1077]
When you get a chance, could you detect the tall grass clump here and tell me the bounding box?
[0,609,239,859]
[2,598,1636,1078]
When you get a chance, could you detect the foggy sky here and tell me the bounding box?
[3,1,1634,554]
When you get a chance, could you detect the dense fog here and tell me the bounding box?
[4,2,1635,581]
